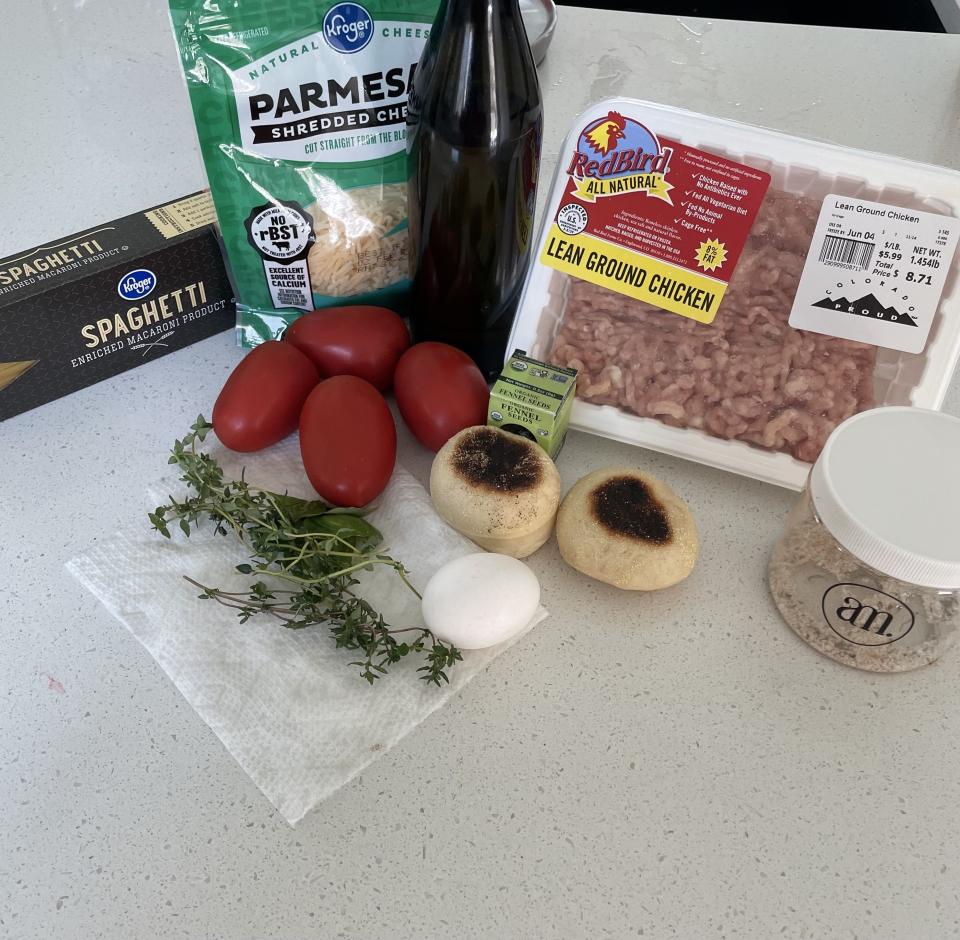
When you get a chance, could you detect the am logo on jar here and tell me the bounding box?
[821,582,915,646]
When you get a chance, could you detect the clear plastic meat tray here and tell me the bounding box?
[507,98,960,488]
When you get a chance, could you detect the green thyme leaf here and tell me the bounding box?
[148,417,460,684]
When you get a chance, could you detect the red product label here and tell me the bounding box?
[542,110,771,322]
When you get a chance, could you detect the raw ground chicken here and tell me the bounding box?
[550,190,877,463]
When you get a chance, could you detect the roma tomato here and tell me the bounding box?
[213,341,319,452]
[284,306,410,391]
[393,343,490,451]
[299,375,397,507]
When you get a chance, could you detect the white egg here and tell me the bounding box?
[421,552,541,650]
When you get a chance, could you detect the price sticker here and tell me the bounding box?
[789,196,960,354]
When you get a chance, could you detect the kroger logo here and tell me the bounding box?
[323,2,374,53]
[117,269,157,301]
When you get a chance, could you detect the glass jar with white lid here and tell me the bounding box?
[769,407,960,672]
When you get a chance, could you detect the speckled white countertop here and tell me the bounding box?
[3,4,960,938]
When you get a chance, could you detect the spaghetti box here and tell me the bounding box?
[0,191,234,421]
[487,350,578,458]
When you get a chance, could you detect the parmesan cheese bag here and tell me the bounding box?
[169,0,437,344]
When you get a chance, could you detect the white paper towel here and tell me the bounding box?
[67,436,547,825]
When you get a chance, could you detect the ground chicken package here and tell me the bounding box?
[507,98,960,488]
[169,0,437,344]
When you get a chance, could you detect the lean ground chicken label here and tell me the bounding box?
[540,110,770,323]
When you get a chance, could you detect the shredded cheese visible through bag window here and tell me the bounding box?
[306,183,409,296]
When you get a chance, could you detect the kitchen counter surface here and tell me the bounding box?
[3,4,960,938]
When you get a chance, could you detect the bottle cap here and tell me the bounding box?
[810,407,960,590]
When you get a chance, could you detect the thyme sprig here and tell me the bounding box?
[148,417,462,685]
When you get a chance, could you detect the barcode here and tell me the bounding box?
[818,234,875,270]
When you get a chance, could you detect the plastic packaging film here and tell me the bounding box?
[509,98,960,489]
[168,0,439,345]
[66,437,547,826]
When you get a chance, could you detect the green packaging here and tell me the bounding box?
[487,350,577,458]
[169,0,438,345]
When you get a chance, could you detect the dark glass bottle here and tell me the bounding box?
[406,0,543,379]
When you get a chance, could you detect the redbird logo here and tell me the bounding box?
[583,111,627,157]
[567,110,672,180]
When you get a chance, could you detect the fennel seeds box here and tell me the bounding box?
[0,191,235,421]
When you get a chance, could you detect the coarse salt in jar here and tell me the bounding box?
[769,407,960,672]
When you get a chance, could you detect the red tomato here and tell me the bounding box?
[299,375,397,507]
[393,343,490,451]
[284,306,410,391]
[213,341,320,452]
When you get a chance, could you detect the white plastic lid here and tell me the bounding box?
[810,407,960,589]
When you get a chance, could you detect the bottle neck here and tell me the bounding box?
[433,0,524,30]
[414,0,541,143]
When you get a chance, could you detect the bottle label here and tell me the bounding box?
[821,582,915,646]
[539,109,770,323]
[516,122,541,255]
[228,23,430,163]
[788,196,960,354]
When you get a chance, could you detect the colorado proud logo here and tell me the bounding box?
[566,111,674,204]
[322,2,374,53]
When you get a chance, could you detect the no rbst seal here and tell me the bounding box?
[244,202,315,263]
